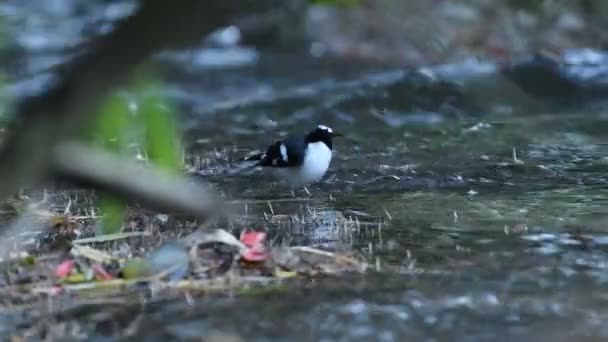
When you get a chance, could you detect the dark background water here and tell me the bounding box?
[3,1,608,340]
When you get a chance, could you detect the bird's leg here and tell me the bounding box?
[303,186,311,196]
[290,189,296,198]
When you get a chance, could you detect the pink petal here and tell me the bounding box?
[55,260,75,278]
[240,231,267,247]
[91,263,113,280]
[241,250,269,262]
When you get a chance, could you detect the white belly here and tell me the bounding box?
[272,142,332,186]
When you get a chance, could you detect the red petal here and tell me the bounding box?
[241,250,269,262]
[240,231,269,262]
[55,260,75,278]
[240,231,266,248]
[91,263,114,281]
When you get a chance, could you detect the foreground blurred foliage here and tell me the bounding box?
[91,67,182,234]
[0,22,8,124]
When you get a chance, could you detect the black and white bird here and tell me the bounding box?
[237,125,339,189]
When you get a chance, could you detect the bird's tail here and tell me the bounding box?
[242,153,263,162]
[226,153,263,175]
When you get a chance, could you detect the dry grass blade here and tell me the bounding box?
[181,229,245,252]
[167,276,277,292]
[226,197,313,205]
[70,245,118,263]
[72,231,151,244]
[289,246,336,258]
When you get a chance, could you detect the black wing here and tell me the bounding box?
[258,136,306,168]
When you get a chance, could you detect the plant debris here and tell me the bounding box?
[2,225,367,309]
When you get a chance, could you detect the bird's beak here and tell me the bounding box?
[333,132,343,137]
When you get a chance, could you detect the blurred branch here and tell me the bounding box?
[52,142,222,220]
[0,0,261,221]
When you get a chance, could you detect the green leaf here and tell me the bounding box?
[98,194,126,235]
[93,92,131,151]
[132,69,183,172]
[90,65,182,235]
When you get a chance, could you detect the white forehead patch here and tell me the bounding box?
[317,125,332,133]
[279,143,288,162]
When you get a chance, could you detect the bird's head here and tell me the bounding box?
[306,124,341,149]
